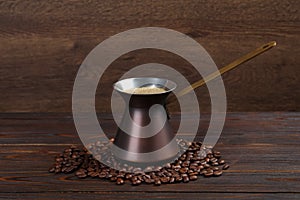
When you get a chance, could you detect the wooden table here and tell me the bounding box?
[0,112,299,199]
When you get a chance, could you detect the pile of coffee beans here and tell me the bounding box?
[49,139,229,186]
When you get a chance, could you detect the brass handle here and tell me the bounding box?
[177,41,277,97]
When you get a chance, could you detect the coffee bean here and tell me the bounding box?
[110,176,117,181]
[161,176,170,183]
[182,161,190,167]
[189,175,198,181]
[125,173,132,179]
[179,167,188,174]
[169,177,175,183]
[212,167,219,171]
[88,171,99,177]
[213,170,223,176]
[200,160,206,165]
[173,164,181,171]
[117,173,125,178]
[196,165,204,172]
[175,175,183,182]
[131,176,138,182]
[214,153,221,158]
[98,171,107,178]
[189,165,197,171]
[189,172,198,176]
[48,166,55,173]
[154,178,161,186]
[75,169,87,178]
[204,171,213,177]
[132,180,141,186]
[183,176,189,183]
[206,169,214,174]
[223,164,230,170]
[219,159,225,164]
[116,177,124,185]
[49,140,229,186]
[144,178,153,184]
[203,163,211,168]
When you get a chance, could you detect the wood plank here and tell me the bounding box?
[0,113,299,145]
[0,171,299,193]
[0,192,299,200]
[1,144,300,172]
[0,113,299,194]
[0,0,299,112]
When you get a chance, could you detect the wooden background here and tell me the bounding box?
[0,0,299,113]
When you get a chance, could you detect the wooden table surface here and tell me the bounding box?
[0,112,299,199]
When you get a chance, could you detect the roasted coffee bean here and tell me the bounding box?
[196,165,204,172]
[212,167,219,171]
[48,166,55,173]
[125,173,132,179]
[161,176,170,183]
[189,165,197,171]
[179,167,188,174]
[183,176,189,183]
[204,171,214,177]
[190,162,198,167]
[50,140,229,186]
[203,163,211,168]
[214,152,221,158]
[199,159,206,165]
[110,176,117,181]
[181,173,188,178]
[175,175,183,182]
[213,170,223,176]
[173,164,181,171]
[189,175,198,181]
[189,172,198,176]
[165,172,172,177]
[154,178,161,186]
[117,174,125,178]
[132,180,141,186]
[98,171,107,178]
[223,164,230,170]
[88,171,99,177]
[219,159,225,164]
[137,175,143,181]
[116,178,124,185]
[144,178,154,184]
[182,161,190,167]
[75,169,87,178]
[169,177,175,183]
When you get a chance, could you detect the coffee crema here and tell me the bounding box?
[124,87,166,94]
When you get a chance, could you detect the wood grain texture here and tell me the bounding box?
[0,193,299,200]
[0,112,299,199]
[0,0,299,112]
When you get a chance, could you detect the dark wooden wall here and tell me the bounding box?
[0,0,299,113]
